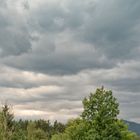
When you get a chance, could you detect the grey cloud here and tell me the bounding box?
[28,0,92,33]
[77,0,140,60]
[3,39,113,75]
[0,1,32,57]
[0,67,140,122]
[0,0,140,123]
[0,28,31,56]
[105,77,140,93]
[2,0,140,75]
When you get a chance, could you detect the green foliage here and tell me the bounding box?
[64,118,87,140]
[134,136,140,140]
[53,120,65,134]
[0,87,138,140]
[82,87,120,139]
[116,120,137,140]
[11,119,28,140]
[51,87,137,140]
[0,104,14,140]
[51,133,70,140]
[51,118,90,140]
[27,121,49,140]
[81,87,136,140]
[82,87,119,122]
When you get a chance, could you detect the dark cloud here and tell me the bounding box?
[0,0,140,123]
[77,0,140,60]
[0,0,32,56]
[2,0,140,75]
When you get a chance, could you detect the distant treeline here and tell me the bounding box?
[0,87,140,140]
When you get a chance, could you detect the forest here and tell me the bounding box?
[0,87,140,140]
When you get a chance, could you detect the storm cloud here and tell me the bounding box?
[0,0,140,123]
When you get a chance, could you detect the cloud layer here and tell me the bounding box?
[0,0,140,123]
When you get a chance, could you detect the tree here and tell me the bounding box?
[82,87,136,140]
[35,119,52,139]
[53,120,65,134]
[51,118,88,140]
[11,120,27,140]
[82,87,119,122]
[27,121,48,140]
[134,136,140,140]
[51,133,70,140]
[0,104,14,140]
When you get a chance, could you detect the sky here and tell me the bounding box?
[0,0,140,123]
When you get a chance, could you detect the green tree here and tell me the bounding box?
[64,118,87,140]
[53,120,65,134]
[51,118,89,140]
[51,133,70,140]
[35,119,52,139]
[0,104,14,140]
[134,136,140,140]
[27,121,48,140]
[82,87,136,140]
[11,120,27,140]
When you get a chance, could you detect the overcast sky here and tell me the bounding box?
[0,0,140,123]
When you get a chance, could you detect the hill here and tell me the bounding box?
[125,120,140,135]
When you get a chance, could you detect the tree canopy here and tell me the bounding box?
[51,87,137,140]
[0,87,138,140]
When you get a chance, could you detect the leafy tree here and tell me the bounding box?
[53,120,65,134]
[0,87,138,140]
[0,104,14,140]
[82,87,136,140]
[11,120,27,140]
[51,133,70,140]
[134,136,140,140]
[51,118,90,140]
[27,121,48,140]
[64,118,87,140]
[82,87,119,122]
[35,119,52,139]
